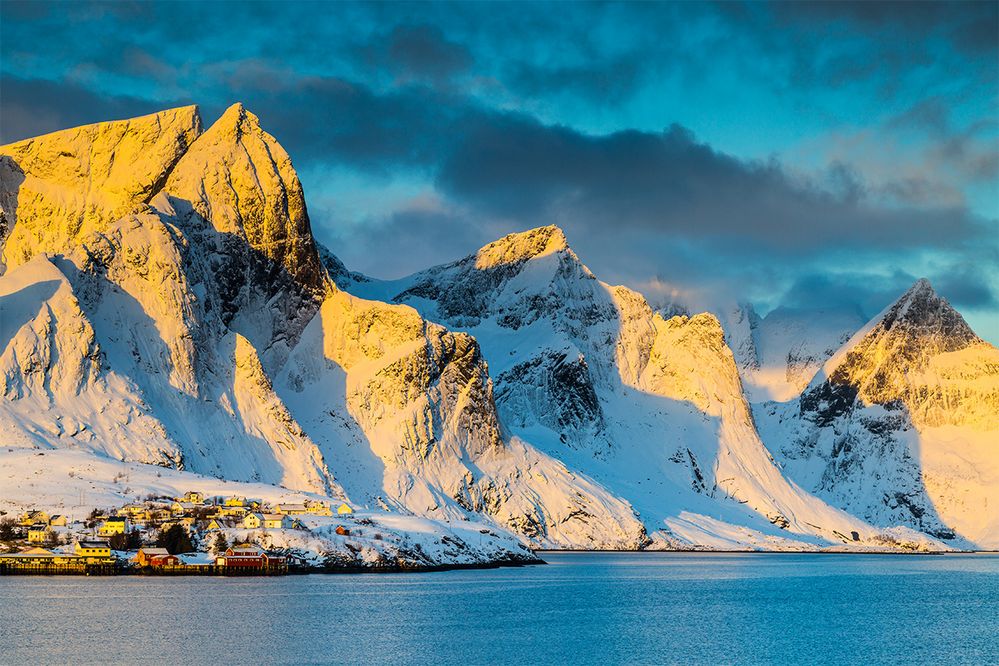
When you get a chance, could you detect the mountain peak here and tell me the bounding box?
[474,225,570,269]
[879,277,972,339]
[163,104,324,292]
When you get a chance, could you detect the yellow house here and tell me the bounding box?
[224,496,246,507]
[171,501,199,516]
[19,510,49,526]
[98,517,128,536]
[337,503,353,515]
[243,513,263,529]
[75,540,113,563]
[218,505,248,518]
[307,501,333,516]
[181,491,204,504]
[27,524,51,543]
[205,518,227,531]
[262,514,293,529]
[48,514,67,527]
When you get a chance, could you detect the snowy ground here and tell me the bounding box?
[0,448,538,568]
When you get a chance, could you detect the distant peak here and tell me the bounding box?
[474,225,570,269]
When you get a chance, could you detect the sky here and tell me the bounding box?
[2,0,997,342]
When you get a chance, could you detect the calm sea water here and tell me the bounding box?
[2,552,997,665]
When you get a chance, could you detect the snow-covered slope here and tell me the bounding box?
[350,226,929,550]
[755,280,999,548]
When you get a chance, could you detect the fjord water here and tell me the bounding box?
[2,553,996,665]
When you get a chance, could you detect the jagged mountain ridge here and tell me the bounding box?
[754,280,999,548]
[0,106,647,549]
[352,226,927,550]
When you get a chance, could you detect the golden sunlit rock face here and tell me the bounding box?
[0,106,201,270]
[164,103,324,294]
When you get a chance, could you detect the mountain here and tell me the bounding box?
[755,279,999,548]
[352,226,920,550]
[0,106,646,550]
[3,105,994,552]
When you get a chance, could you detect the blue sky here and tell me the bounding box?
[2,1,997,341]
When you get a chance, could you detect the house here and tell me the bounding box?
[135,547,171,567]
[218,505,248,518]
[262,514,293,529]
[275,503,308,515]
[216,544,286,570]
[335,525,350,536]
[27,524,51,543]
[171,501,199,516]
[243,513,263,529]
[224,496,246,507]
[136,548,181,567]
[0,547,82,570]
[337,503,353,515]
[19,510,49,526]
[48,514,67,527]
[75,540,113,564]
[148,508,173,522]
[205,518,227,531]
[98,516,128,536]
[180,491,204,505]
[306,501,332,516]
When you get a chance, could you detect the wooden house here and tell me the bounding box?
[98,516,128,536]
[337,503,354,515]
[262,514,293,529]
[27,524,51,543]
[181,491,205,505]
[243,513,263,529]
[75,540,113,564]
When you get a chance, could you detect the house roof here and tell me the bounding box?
[138,547,170,556]
[7,547,55,558]
[261,513,284,520]
[77,540,110,548]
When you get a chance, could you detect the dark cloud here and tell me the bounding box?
[0,75,190,143]
[384,24,474,83]
[434,114,991,255]
[780,267,998,321]
[506,55,647,106]
[778,1,999,55]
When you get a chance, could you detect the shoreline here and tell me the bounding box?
[535,549,999,555]
[0,556,547,577]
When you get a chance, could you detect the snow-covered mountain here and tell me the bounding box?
[755,279,999,548]
[0,105,645,549]
[351,226,941,550]
[2,105,995,552]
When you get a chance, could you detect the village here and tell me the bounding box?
[0,491,357,575]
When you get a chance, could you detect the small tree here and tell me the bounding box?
[211,533,229,555]
[109,530,142,551]
[0,518,17,541]
[155,524,193,555]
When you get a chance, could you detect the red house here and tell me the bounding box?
[136,547,181,567]
[217,544,286,569]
